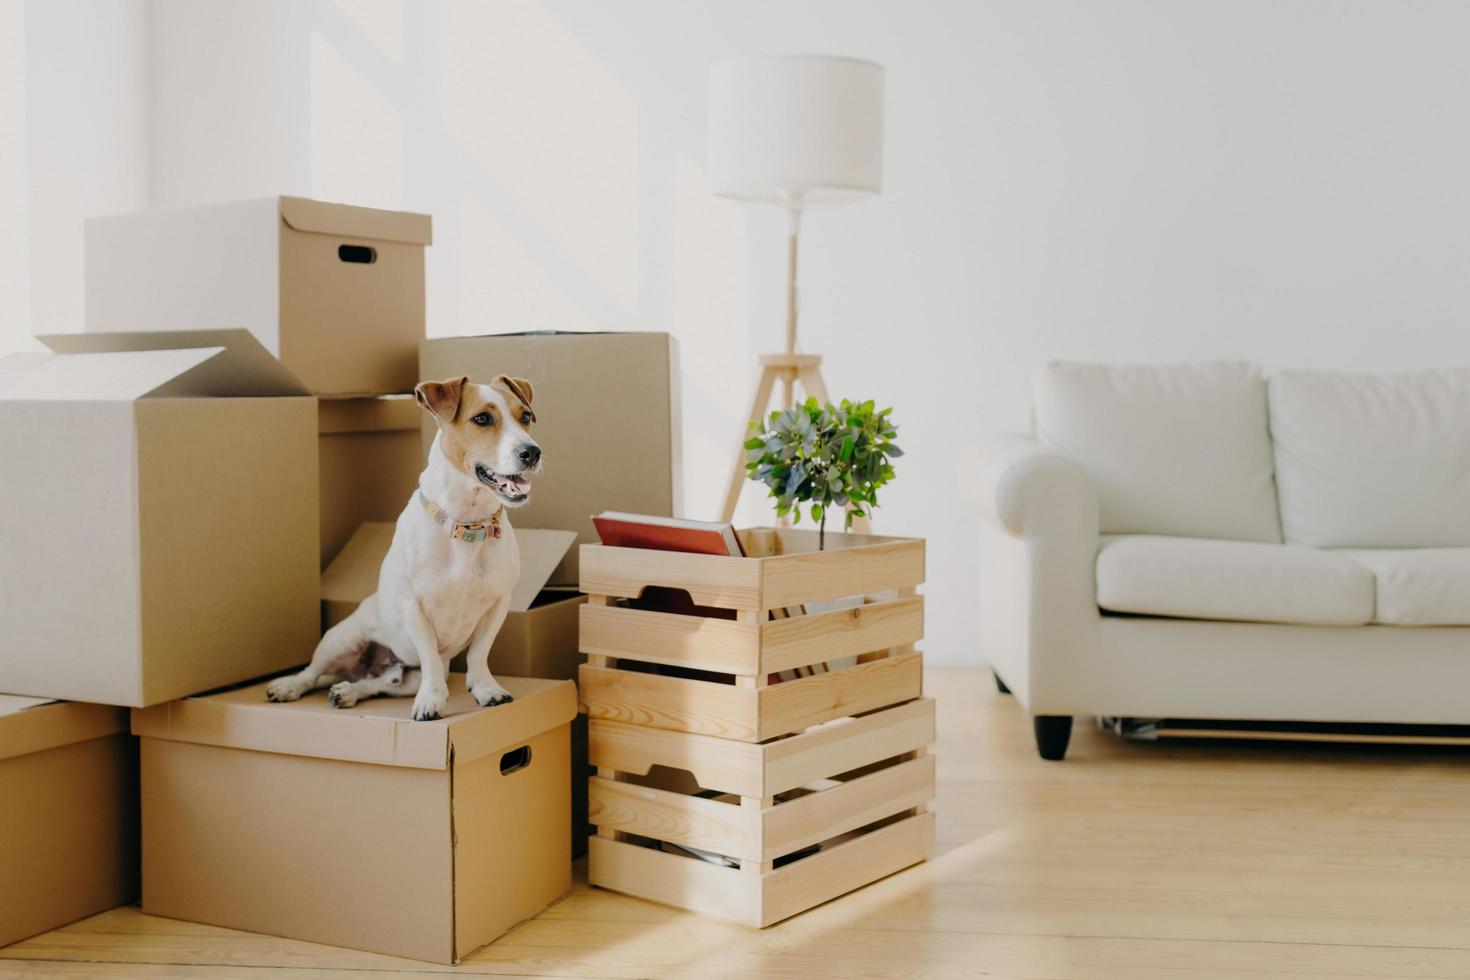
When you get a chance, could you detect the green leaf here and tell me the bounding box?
[839,435,855,462]
[744,436,765,450]
[811,504,823,521]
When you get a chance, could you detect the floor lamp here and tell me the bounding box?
[708,54,885,523]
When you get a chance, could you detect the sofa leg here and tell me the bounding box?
[1033,715,1073,761]
[992,669,1011,695]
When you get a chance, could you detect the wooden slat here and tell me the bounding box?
[587,836,760,927]
[763,698,935,796]
[762,755,934,861]
[761,596,924,674]
[589,775,760,860]
[578,544,761,610]
[579,604,759,676]
[760,538,925,610]
[578,665,759,741]
[587,718,766,798]
[756,652,924,741]
[759,811,935,927]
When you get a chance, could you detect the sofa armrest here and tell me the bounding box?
[976,433,1098,538]
[977,433,1100,714]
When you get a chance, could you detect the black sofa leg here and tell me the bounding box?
[1033,715,1073,761]
[993,669,1011,695]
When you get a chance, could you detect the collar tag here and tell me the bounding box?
[419,490,502,543]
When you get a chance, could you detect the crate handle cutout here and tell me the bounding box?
[338,244,377,264]
[500,745,532,776]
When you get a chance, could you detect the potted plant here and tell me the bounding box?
[744,397,902,550]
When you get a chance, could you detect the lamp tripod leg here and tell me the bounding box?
[719,365,779,524]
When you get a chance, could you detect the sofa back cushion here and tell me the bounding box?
[1268,368,1470,547]
[1034,361,1282,542]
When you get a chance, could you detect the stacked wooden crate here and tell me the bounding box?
[578,527,934,927]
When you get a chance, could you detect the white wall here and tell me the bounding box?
[17,0,150,342]
[8,1,1470,665]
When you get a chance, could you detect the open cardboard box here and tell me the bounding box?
[0,696,138,947]
[86,196,432,395]
[0,329,320,706]
[419,331,680,586]
[322,522,591,855]
[317,395,423,569]
[133,676,574,963]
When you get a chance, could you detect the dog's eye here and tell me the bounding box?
[520,412,532,425]
[471,412,493,427]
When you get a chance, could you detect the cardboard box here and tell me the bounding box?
[0,696,138,947]
[419,331,680,585]
[86,196,432,395]
[0,330,320,706]
[318,395,423,569]
[134,676,575,964]
[321,521,589,854]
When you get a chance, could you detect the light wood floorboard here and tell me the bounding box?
[5,667,1470,979]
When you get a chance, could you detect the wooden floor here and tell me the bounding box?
[6,666,1470,980]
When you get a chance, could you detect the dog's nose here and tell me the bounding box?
[518,444,541,468]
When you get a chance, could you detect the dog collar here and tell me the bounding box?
[418,490,503,543]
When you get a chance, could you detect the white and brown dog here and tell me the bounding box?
[266,375,540,721]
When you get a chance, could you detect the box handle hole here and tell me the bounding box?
[338,244,377,264]
[500,745,532,775]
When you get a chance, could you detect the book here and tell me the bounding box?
[592,511,744,557]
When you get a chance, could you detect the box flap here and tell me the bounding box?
[318,394,420,435]
[131,675,575,770]
[322,522,577,614]
[321,522,396,606]
[279,196,433,246]
[0,347,225,401]
[510,530,578,612]
[37,329,310,397]
[0,698,129,762]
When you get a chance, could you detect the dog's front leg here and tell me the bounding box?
[464,596,514,707]
[404,598,450,721]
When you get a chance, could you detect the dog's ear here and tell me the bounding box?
[415,376,468,424]
[495,375,534,408]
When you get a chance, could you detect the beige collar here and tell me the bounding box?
[418,490,503,543]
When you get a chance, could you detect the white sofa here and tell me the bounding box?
[979,361,1470,759]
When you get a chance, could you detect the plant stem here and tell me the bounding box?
[819,512,826,551]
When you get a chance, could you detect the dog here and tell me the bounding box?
[266,374,540,721]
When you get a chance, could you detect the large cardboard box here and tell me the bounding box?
[320,521,589,854]
[0,696,138,948]
[134,676,575,964]
[419,331,680,584]
[86,196,432,395]
[0,330,320,706]
[318,395,423,569]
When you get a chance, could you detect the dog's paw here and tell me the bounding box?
[266,675,309,703]
[471,682,514,708]
[411,688,447,722]
[328,681,359,709]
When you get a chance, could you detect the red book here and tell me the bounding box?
[591,512,745,557]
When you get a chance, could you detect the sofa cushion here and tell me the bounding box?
[1269,368,1470,547]
[1096,535,1374,626]
[1034,361,1281,542]
[1339,549,1470,626]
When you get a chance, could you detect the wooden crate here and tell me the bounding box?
[577,528,926,742]
[587,698,936,927]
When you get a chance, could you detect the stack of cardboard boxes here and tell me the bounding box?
[0,197,679,964]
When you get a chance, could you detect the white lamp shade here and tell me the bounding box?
[708,54,884,208]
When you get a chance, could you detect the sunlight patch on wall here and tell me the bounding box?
[309,29,405,211]
[454,190,601,333]
[444,0,639,318]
